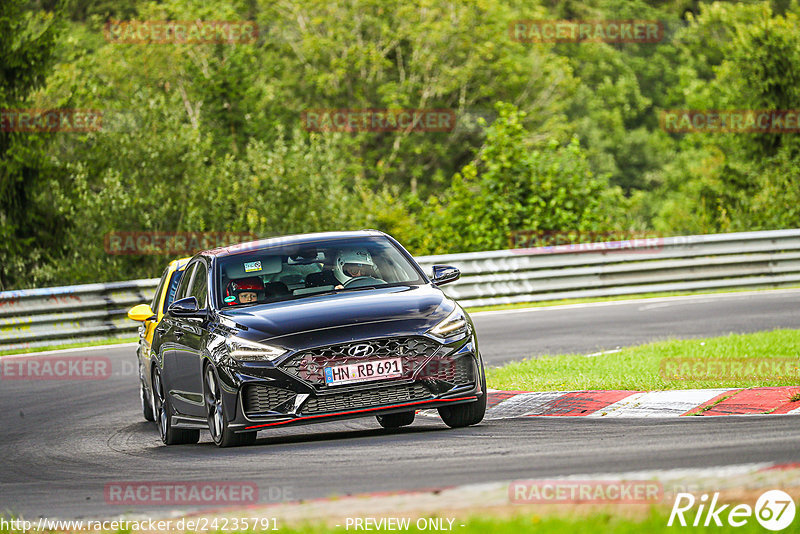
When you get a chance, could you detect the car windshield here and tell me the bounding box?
[215,236,425,308]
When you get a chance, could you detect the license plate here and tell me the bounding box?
[324,357,403,386]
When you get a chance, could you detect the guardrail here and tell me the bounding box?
[2,229,799,352]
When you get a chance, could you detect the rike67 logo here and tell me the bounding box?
[669,490,796,531]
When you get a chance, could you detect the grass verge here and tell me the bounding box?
[0,510,773,534]
[485,329,800,391]
[259,510,772,534]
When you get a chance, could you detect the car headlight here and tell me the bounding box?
[225,336,287,362]
[429,307,469,338]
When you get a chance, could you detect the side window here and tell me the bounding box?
[176,263,196,301]
[162,269,185,313]
[150,268,168,311]
[189,263,208,309]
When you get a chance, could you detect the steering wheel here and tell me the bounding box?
[342,276,385,288]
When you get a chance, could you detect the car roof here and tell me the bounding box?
[201,230,388,258]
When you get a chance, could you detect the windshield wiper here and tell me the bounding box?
[295,286,380,298]
[340,285,380,292]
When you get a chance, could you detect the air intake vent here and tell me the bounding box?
[243,385,296,415]
[301,383,431,414]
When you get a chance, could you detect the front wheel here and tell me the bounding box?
[204,365,256,448]
[376,411,415,429]
[140,366,155,422]
[154,367,199,445]
[438,363,487,428]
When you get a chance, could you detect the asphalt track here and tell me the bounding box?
[1,289,799,519]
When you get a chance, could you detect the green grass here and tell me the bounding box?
[485,329,800,391]
[465,284,800,313]
[0,336,138,356]
[263,511,774,534]
[1,510,772,534]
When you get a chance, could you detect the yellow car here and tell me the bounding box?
[128,257,190,421]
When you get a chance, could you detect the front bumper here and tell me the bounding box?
[240,392,481,431]
[222,333,484,433]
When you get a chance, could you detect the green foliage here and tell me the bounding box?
[654,1,800,233]
[0,0,63,290]
[421,103,624,253]
[555,0,684,193]
[258,0,577,193]
[2,0,799,288]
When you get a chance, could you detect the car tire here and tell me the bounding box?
[438,361,487,428]
[139,379,156,422]
[376,410,415,429]
[204,365,257,448]
[154,367,200,445]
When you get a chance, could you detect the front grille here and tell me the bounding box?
[421,354,475,385]
[243,385,296,415]
[301,383,432,414]
[280,337,440,387]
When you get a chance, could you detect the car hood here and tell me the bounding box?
[218,284,454,342]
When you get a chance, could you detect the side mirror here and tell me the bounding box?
[167,296,206,319]
[127,303,156,322]
[431,265,460,286]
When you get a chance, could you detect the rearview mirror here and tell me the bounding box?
[431,265,460,286]
[127,303,156,322]
[167,296,206,319]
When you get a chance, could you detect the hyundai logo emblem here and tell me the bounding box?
[347,343,375,357]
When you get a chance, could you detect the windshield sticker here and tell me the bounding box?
[244,261,262,273]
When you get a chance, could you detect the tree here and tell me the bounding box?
[423,102,624,253]
[0,0,62,290]
[654,1,800,233]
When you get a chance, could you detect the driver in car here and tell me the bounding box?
[333,249,377,289]
[224,277,264,305]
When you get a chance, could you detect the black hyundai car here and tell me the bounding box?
[145,230,486,447]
